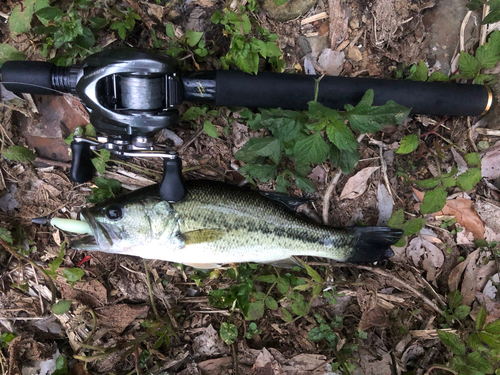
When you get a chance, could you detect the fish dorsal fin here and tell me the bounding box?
[184,262,222,269]
[183,229,224,245]
[264,257,303,268]
[259,191,313,211]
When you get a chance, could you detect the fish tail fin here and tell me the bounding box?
[345,227,403,263]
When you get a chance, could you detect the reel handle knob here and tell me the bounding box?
[70,141,95,183]
[159,153,185,202]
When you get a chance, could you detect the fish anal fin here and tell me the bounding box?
[183,229,224,245]
[263,256,303,269]
[184,262,222,269]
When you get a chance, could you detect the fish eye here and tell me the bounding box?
[105,205,123,221]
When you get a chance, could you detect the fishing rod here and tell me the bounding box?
[0,47,493,202]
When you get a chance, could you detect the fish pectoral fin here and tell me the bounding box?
[264,256,303,269]
[182,229,224,245]
[184,262,222,269]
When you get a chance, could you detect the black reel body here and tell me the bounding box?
[77,48,183,137]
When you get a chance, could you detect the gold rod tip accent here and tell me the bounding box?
[481,85,493,116]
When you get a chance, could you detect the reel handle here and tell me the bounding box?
[160,155,185,202]
[70,141,95,183]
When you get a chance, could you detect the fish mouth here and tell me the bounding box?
[71,209,120,251]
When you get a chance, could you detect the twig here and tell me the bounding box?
[322,134,365,225]
[301,12,329,25]
[475,127,500,136]
[354,265,444,315]
[460,11,473,52]
[143,259,161,321]
[31,264,44,315]
[177,126,205,154]
[231,344,239,375]
[468,118,480,153]
[480,4,491,46]
[424,365,458,375]
[0,238,57,305]
[369,138,393,197]
[34,157,71,169]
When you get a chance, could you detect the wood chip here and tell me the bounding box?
[301,12,329,25]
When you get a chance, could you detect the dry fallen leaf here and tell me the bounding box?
[377,183,393,226]
[407,236,444,284]
[340,166,380,200]
[413,190,485,240]
[481,143,500,179]
[448,249,497,306]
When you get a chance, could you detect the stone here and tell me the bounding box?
[317,48,345,76]
[347,46,363,62]
[260,0,317,22]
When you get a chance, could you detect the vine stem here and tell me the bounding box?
[143,259,161,321]
[424,365,458,375]
[322,134,365,225]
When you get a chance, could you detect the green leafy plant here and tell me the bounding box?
[109,7,141,40]
[182,105,220,138]
[51,299,72,315]
[437,303,500,375]
[0,332,16,349]
[406,31,500,84]
[63,268,85,287]
[211,2,285,74]
[246,322,262,339]
[87,177,121,203]
[0,44,26,67]
[468,0,500,24]
[413,151,481,214]
[164,24,210,61]
[33,0,104,65]
[2,145,36,163]
[387,209,426,247]
[0,227,14,244]
[51,355,69,375]
[220,322,238,345]
[235,89,410,192]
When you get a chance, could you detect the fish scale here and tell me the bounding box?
[72,180,403,267]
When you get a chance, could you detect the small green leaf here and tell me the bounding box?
[468,332,487,352]
[220,322,238,345]
[277,277,290,294]
[273,0,288,6]
[257,275,277,283]
[63,268,84,286]
[388,209,404,229]
[465,153,481,167]
[239,164,278,182]
[402,218,426,236]
[297,259,324,283]
[396,134,419,154]
[36,6,64,21]
[10,0,35,36]
[420,186,447,214]
[454,305,471,320]
[2,145,36,162]
[414,176,441,189]
[185,30,203,47]
[476,44,500,69]
[466,351,494,374]
[166,23,176,38]
[459,52,480,79]
[0,228,13,244]
[438,330,466,356]
[295,177,315,193]
[53,355,68,375]
[478,331,500,349]
[0,44,27,67]
[485,319,500,335]
[329,146,360,174]
[293,132,329,164]
[89,17,108,29]
[281,307,293,322]
[265,296,278,310]
[326,118,358,152]
[476,306,487,331]
[427,71,450,82]
[235,137,282,164]
[291,299,309,316]
[52,300,72,315]
[456,168,481,191]
[409,61,428,82]
[246,301,265,320]
[308,327,324,342]
[203,120,218,138]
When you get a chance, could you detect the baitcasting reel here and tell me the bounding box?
[0,47,493,202]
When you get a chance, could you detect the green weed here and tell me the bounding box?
[235,88,409,192]
[211,1,285,74]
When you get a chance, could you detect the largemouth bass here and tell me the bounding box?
[68,180,403,268]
